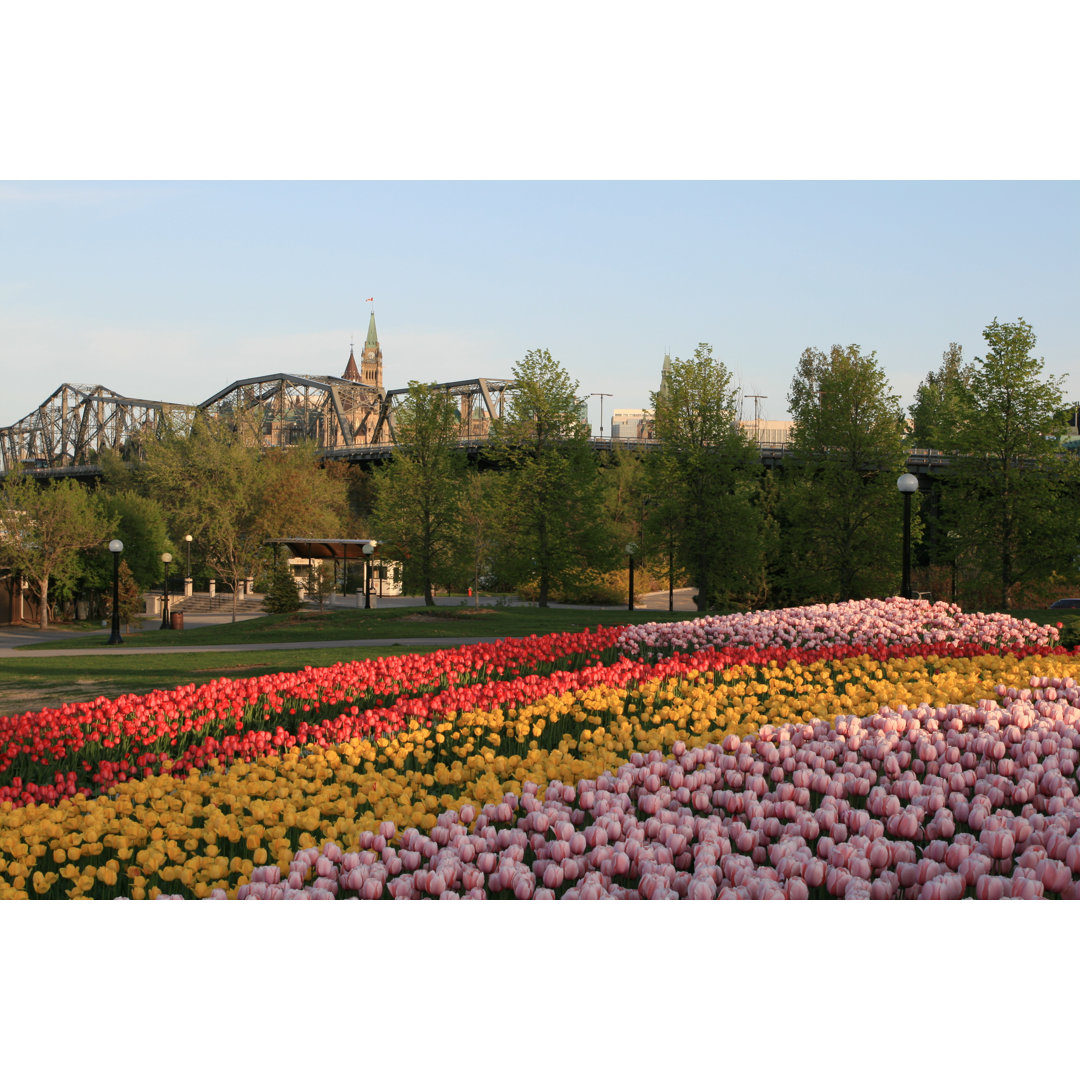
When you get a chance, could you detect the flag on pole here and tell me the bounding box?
[366,297,374,302]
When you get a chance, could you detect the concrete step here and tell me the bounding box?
[171,593,266,614]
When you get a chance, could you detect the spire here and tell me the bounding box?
[342,346,361,382]
[361,311,383,389]
[657,352,672,403]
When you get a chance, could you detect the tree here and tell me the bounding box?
[779,343,910,603]
[909,343,974,449]
[0,472,112,629]
[370,382,467,606]
[252,442,350,542]
[263,558,302,614]
[85,490,171,590]
[489,348,613,607]
[109,559,144,630]
[942,317,1073,608]
[453,470,500,601]
[136,413,265,622]
[648,344,766,611]
[305,562,331,612]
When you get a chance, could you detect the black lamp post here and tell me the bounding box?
[183,533,193,595]
[161,551,173,629]
[626,542,638,612]
[107,539,124,645]
[897,472,919,599]
[362,541,376,609]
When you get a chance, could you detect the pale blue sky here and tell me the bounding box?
[3,5,1078,434]
[2,180,1077,431]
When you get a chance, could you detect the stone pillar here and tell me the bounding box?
[184,577,193,597]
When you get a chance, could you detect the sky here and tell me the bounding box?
[2,179,1077,433]
[2,4,1077,438]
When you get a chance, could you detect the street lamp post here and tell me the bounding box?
[161,552,173,629]
[590,393,612,439]
[362,542,376,609]
[107,539,124,645]
[897,473,919,599]
[183,534,193,597]
[626,542,638,612]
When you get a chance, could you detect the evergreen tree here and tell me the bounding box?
[263,558,301,614]
[110,558,144,630]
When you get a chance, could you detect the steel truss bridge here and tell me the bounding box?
[0,375,1006,480]
[0,383,195,473]
[0,375,518,474]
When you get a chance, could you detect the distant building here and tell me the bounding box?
[739,419,794,447]
[610,409,655,440]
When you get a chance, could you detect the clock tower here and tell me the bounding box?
[360,311,383,389]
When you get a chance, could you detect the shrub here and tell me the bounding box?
[263,561,301,614]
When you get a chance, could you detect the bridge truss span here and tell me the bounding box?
[0,383,195,472]
[197,373,387,451]
[369,377,515,445]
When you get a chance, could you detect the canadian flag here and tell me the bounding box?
[366,297,374,302]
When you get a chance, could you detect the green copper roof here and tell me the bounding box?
[365,312,378,350]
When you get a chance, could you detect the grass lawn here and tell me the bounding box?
[19,604,701,650]
[0,643,448,718]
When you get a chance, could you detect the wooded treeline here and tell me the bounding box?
[2,318,1077,628]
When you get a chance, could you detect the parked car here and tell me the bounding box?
[1049,598,1080,609]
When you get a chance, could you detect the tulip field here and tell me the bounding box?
[2,597,1079,899]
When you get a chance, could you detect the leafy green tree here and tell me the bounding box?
[86,490,171,589]
[941,317,1074,608]
[488,348,613,607]
[0,472,113,629]
[601,445,648,553]
[909,343,974,449]
[649,344,765,611]
[453,470,500,600]
[252,442,350,543]
[640,453,688,609]
[136,412,264,621]
[779,343,910,603]
[370,382,467,606]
